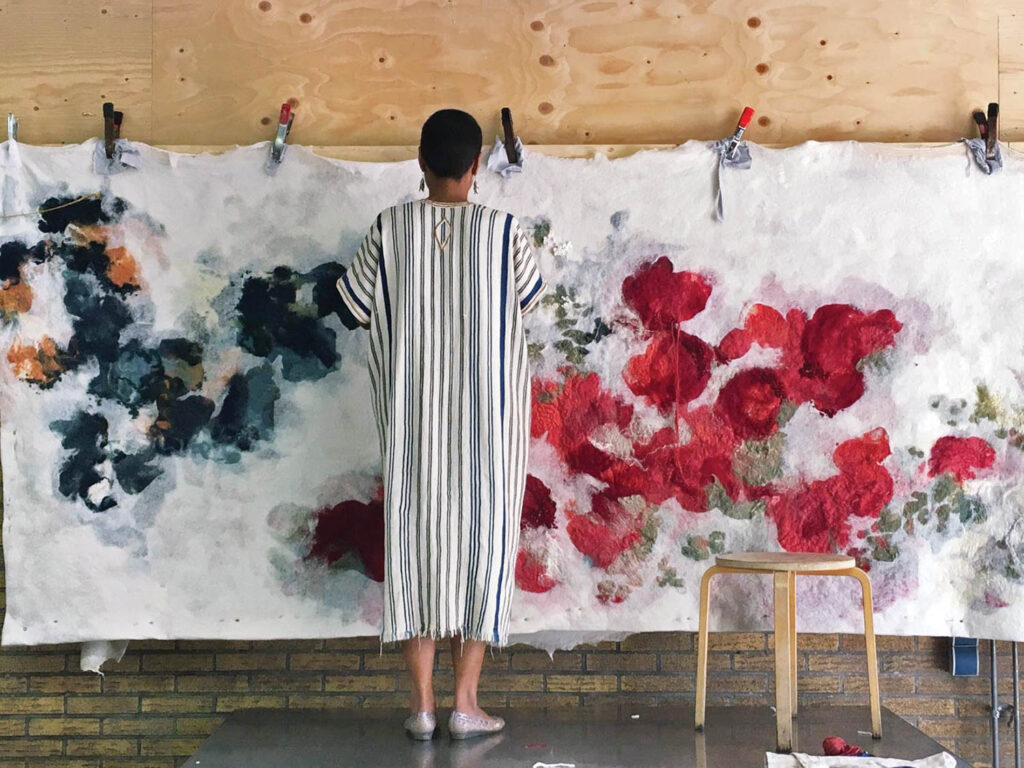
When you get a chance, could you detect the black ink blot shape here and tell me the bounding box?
[210,362,280,452]
[37,195,126,234]
[51,411,117,512]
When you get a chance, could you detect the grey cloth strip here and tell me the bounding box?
[92,139,142,175]
[712,138,752,221]
[487,135,525,177]
[961,137,1002,175]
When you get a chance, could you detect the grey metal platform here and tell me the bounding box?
[184,705,968,767]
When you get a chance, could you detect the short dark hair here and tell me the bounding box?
[419,109,482,179]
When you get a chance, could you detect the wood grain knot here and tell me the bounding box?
[299,12,312,23]
[539,55,555,67]
[747,17,760,28]
[755,63,769,74]
[538,102,554,115]
[530,20,544,31]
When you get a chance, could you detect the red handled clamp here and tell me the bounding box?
[724,106,755,160]
[270,103,295,165]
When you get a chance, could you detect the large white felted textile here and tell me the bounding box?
[0,138,1022,648]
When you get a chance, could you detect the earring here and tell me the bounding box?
[473,178,479,194]
[419,176,425,192]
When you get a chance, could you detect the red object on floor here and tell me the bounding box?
[822,736,863,756]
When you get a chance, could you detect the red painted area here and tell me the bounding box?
[623,330,713,413]
[715,303,901,417]
[529,262,909,571]
[985,591,1010,608]
[768,429,893,553]
[636,406,743,511]
[566,506,642,569]
[621,256,712,330]
[307,498,386,582]
[532,372,633,463]
[522,474,557,530]
[714,367,785,440]
[799,305,902,415]
[515,549,557,593]
[928,435,996,482]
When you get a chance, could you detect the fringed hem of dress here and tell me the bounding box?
[380,625,511,649]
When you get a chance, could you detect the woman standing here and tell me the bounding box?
[338,109,545,740]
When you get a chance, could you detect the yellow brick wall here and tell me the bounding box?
[0,514,1015,768]
[1,629,1020,766]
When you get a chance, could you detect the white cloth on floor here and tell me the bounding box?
[764,751,957,768]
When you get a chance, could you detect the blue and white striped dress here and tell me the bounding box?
[337,199,545,646]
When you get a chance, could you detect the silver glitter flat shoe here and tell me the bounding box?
[448,710,506,739]
[404,711,437,740]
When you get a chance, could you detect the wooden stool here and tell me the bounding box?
[694,552,882,751]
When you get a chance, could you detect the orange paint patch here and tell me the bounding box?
[106,246,141,289]
[71,224,111,245]
[0,279,33,316]
[7,336,66,387]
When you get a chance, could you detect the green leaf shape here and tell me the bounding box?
[878,506,901,533]
[733,433,785,487]
[681,531,727,562]
[871,538,899,562]
[971,384,1001,424]
[532,219,551,248]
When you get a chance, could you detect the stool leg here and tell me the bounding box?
[774,571,793,751]
[695,565,720,731]
[789,571,797,716]
[850,567,883,738]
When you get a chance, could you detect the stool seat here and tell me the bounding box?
[715,552,855,572]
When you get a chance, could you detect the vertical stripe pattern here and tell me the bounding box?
[337,200,545,646]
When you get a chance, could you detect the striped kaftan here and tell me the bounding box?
[337,199,545,646]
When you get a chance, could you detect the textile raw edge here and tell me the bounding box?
[764,751,957,768]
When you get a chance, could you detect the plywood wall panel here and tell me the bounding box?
[147,0,1000,146]
[0,0,1018,146]
[151,0,544,145]
[0,0,152,144]
[999,14,1024,140]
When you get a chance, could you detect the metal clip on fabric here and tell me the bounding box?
[487,106,525,178]
[93,102,141,175]
[712,106,755,221]
[266,103,294,174]
[103,102,116,159]
[502,107,518,165]
[7,113,18,142]
[962,102,1002,175]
